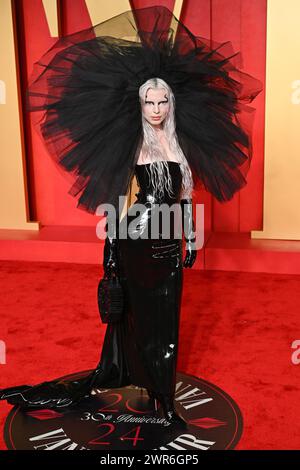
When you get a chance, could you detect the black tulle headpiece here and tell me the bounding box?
[27,5,263,214]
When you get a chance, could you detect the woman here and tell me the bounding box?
[0,5,262,426]
[98,77,197,425]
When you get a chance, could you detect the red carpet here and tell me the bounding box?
[0,260,299,450]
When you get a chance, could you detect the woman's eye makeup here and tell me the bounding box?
[145,101,169,105]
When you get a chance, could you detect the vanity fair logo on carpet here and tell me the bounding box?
[4,372,243,450]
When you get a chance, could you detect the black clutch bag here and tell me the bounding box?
[97,273,124,323]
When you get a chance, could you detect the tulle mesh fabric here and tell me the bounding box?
[26,5,263,214]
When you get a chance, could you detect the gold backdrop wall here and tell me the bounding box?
[0,0,39,230]
[252,0,300,240]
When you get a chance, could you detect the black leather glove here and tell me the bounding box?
[103,211,119,278]
[180,198,197,268]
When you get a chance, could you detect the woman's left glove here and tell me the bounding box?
[180,198,197,268]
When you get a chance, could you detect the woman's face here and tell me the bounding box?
[141,88,170,128]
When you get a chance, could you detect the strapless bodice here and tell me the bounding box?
[134,161,182,206]
[119,161,183,240]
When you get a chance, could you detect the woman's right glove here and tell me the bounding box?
[103,212,119,278]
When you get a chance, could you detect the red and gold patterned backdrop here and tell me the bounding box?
[3,0,288,240]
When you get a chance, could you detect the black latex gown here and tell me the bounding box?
[0,160,184,408]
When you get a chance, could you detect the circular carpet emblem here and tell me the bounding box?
[4,371,243,450]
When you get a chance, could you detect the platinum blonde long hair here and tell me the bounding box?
[138,78,193,200]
